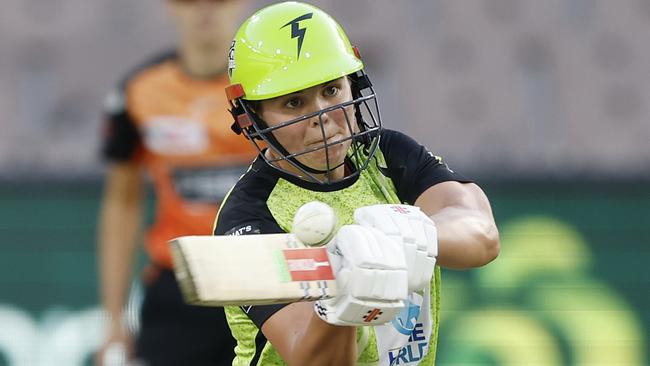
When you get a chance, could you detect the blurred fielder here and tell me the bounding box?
[96,0,255,365]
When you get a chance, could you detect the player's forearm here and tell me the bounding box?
[98,200,142,323]
[432,206,500,269]
[287,313,357,366]
[264,303,357,365]
[97,168,144,325]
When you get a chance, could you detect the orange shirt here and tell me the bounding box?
[103,52,257,268]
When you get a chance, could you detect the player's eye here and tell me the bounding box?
[285,97,303,109]
[323,85,339,97]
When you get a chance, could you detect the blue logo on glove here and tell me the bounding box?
[391,299,421,335]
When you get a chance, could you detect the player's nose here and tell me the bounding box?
[308,97,332,127]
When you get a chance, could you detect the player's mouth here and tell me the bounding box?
[306,133,344,148]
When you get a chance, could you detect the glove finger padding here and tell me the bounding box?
[335,224,405,271]
[315,225,408,326]
[354,204,438,292]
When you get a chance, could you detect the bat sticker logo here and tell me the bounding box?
[280,12,313,59]
[281,248,334,282]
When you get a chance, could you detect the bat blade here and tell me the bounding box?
[169,234,338,306]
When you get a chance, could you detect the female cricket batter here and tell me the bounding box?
[213,2,500,365]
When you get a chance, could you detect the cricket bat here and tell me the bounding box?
[170,234,338,306]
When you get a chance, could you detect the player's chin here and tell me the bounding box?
[298,139,350,168]
[300,150,347,171]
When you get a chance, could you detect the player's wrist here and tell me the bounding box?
[106,322,127,337]
[102,310,127,333]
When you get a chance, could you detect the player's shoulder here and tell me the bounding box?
[104,49,177,115]
[117,49,178,89]
[214,157,283,235]
[379,128,449,161]
[378,128,420,149]
[226,157,280,201]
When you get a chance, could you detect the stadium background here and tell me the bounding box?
[0,0,648,365]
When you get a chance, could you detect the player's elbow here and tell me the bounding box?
[477,223,500,266]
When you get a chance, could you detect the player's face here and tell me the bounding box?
[166,0,247,48]
[258,77,357,179]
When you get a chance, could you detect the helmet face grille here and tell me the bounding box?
[239,72,382,185]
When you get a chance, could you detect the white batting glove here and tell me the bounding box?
[314,224,408,326]
[354,204,438,292]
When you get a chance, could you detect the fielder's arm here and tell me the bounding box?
[97,163,144,345]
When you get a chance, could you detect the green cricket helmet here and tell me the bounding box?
[226,1,382,184]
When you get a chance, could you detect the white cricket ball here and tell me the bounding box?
[292,201,338,246]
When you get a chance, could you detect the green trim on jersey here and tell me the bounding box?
[226,150,440,365]
[226,305,286,366]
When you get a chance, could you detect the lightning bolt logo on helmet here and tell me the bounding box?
[281,12,313,59]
